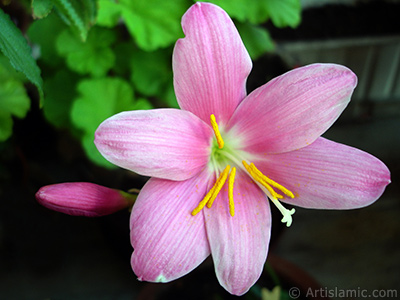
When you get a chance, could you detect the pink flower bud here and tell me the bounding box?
[36,182,136,217]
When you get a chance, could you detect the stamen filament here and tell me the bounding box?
[191,165,230,216]
[228,167,236,217]
[210,114,224,149]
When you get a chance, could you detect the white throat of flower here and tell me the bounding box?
[192,114,296,227]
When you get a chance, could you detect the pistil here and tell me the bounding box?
[270,198,295,227]
[192,114,296,224]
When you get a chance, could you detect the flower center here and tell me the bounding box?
[191,114,297,227]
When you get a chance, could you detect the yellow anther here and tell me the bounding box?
[210,114,224,149]
[249,163,294,199]
[206,165,230,208]
[191,193,210,216]
[242,161,295,199]
[228,167,236,217]
[242,160,296,227]
[191,165,230,216]
[242,161,284,199]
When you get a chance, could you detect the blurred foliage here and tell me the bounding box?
[0,7,43,106]
[0,56,31,141]
[71,77,152,167]
[0,0,301,167]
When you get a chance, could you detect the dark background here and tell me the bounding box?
[1,1,399,299]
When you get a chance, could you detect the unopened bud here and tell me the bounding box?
[36,182,137,217]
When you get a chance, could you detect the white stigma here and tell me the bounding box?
[270,198,295,227]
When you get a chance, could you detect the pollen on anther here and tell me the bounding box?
[210,114,224,149]
[206,165,230,208]
[191,165,230,216]
[228,167,236,217]
[242,160,295,199]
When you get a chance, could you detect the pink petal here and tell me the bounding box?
[204,171,271,295]
[36,182,133,217]
[95,109,212,181]
[255,137,391,209]
[130,169,212,283]
[173,2,252,125]
[227,64,357,153]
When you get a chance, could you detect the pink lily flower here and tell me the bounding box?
[94,2,390,296]
[36,182,135,217]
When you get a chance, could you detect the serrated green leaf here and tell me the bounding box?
[0,54,27,82]
[43,69,78,128]
[52,0,97,41]
[27,13,66,67]
[0,8,44,104]
[264,0,301,28]
[56,26,116,77]
[32,0,54,19]
[71,77,150,168]
[96,0,121,27]
[0,61,30,141]
[203,0,269,24]
[0,81,31,118]
[119,0,190,51]
[131,48,172,96]
[236,22,275,59]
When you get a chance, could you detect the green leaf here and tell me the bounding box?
[0,54,27,82]
[119,0,190,50]
[0,81,30,119]
[236,22,275,59]
[162,79,179,108]
[96,0,121,27]
[261,286,281,300]
[43,69,78,128]
[0,111,13,142]
[56,26,116,77]
[132,98,154,110]
[204,0,269,24]
[27,13,66,67]
[264,0,301,28]
[32,0,54,19]
[71,77,152,168]
[113,41,135,77]
[52,0,97,41]
[0,8,44,104]
[199,0,301,28]
[130,48,173,96]
[0,59,30,141]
